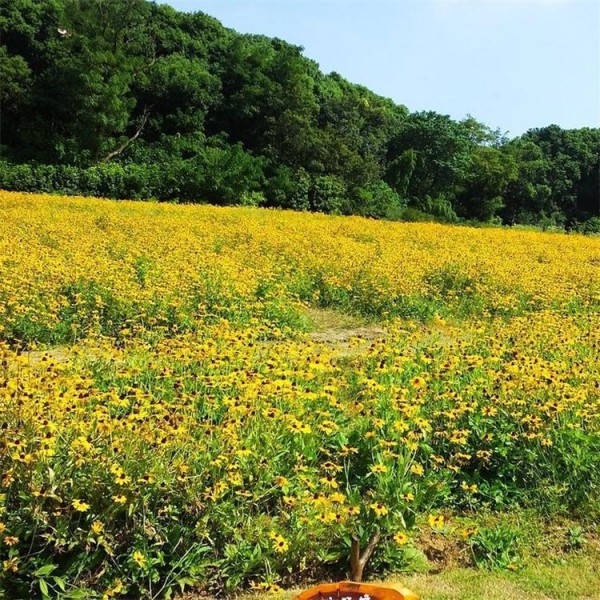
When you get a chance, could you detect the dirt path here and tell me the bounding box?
[304,307,386,357]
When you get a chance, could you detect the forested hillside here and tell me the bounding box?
[1,0,598,229]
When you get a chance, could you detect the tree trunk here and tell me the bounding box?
[350,532,381,582]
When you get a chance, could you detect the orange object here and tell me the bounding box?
[294,581,419,600]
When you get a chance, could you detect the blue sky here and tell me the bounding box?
[164,0,599,137]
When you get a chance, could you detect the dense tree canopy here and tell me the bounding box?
[1,0,598,229]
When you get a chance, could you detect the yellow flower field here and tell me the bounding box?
[2,191,599,345]
[0,191,599,598]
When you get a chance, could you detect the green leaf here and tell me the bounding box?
[34,564,58,577]
[39,579,49,597]
[53,576,67,591]
[67,589,92,599]
[177,576,198,591]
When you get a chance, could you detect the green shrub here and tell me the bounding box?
[469,525,521,570]
[389,207,438,222]
[349,181,406,218]
[309,175,346,213]
[578,216,600,235]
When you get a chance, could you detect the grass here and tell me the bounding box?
[223,516,600,600]
[240,551,600,600]
[233,512,600,600]
[399,553,600,600]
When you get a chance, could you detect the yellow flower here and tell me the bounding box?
[132,550,147,567]
[272,534,289,553]
[393,531,409,545]
[329,492,346,503]
[411,376,426,389]
[320,474,339,489]
[137,473,156,485]
[370,464,388,474]
[410,464,424,476]
[3,536,19,546]
[103,578,125,598]
[460,526,478,538]
[339,445,359,456]
[369,502,389,517]
[428,514,445,530]
[112,494,127,505]
[72,499,90,512]
[114,472,131,486]
[91,520,105,535]
[3,558,19,573]
[251,581,283,593]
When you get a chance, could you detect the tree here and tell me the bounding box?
[502,127,600,225]
[387,112,474,204]
[456,146,517,221]
[0,0,597,222]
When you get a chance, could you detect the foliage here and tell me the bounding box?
[346,181,406,218]
[576,216,600,235]
[0,0,598,224]
[469,525,521,570]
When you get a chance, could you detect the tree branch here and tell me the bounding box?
[101,107,150,163]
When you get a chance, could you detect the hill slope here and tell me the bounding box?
[1,191,599,597]
[0,0,599,228]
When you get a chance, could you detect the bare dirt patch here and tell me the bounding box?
[303,308,386,357]
[22,347,71,365]
[2,347,72,373]
[416,529,471,572]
